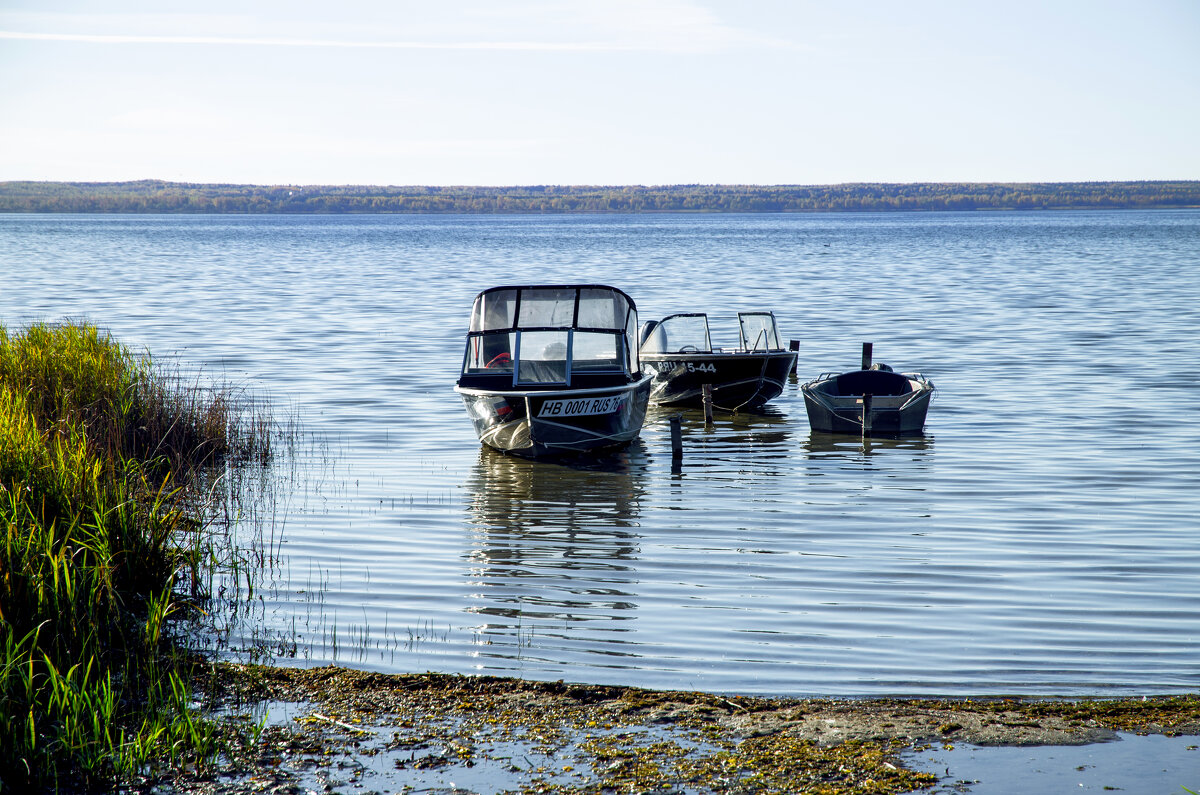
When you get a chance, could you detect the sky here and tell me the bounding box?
[1,0,1198,186]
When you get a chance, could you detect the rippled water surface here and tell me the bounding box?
[3,211,1198,696]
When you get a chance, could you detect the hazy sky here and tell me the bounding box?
[2,1,1197,185]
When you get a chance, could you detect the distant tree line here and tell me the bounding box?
[1,180,1198,214]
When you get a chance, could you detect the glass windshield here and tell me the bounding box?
[577,288,628,330]
[470,289,517,332]
[462,286,638,383]
[738,313,782,351]
[462,332,516,374]
[518,288,576,328]
[625,308,638,372]
[641,314,711,354]
[517,330,570,384]
[572,331,624,372]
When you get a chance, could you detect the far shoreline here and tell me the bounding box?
[3,179,1199,215]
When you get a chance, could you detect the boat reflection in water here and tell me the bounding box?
[799,433,937,512]
[800,432,936,478]
[461,443,650,664]
[802,432,935,457]
[651,404,796,479]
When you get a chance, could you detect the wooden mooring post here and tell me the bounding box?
[669,414,683,461]
[702,384,714,427]
[789,339,800,375]
[861,393,873,438]
[861,342,873,370]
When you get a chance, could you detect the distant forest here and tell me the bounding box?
[2,180,1198,214]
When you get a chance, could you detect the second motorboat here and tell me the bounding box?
[638,311,797,411]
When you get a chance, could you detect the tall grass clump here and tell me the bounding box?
[0,321,271,792]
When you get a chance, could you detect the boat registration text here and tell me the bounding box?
[538,396,624,418]
[651,360,717,373]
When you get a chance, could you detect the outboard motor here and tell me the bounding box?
[638,319,659,351]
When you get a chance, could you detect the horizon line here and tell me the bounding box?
[3,179,1198,188]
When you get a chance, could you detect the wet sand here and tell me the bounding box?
[145,664,1200,794]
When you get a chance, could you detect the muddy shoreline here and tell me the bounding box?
[155,664,1199,794]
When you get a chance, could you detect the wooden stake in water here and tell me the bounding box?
[670,414,683,460]
[789,339,800,375]
[861,342,874,438]
[702,384,714,427]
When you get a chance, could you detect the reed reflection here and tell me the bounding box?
[462,444,650,660]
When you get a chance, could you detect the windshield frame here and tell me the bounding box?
[640,313,712,355]
[461,285,639,386]
[737,312,783,352]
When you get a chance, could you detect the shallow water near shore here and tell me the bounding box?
[3,210,1199,697]
[905,733,1200,794]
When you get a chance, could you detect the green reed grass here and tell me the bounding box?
[0,321,272,792]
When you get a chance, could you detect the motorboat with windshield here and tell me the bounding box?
[637,311,797,410]
[455,285,652,457]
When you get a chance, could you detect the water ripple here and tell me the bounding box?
[3,210,1199,695]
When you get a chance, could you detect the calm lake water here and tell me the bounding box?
[3,210,1198,697]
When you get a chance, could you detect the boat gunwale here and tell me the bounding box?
[803,371,933,388]
[801,387,933,410]
[641,350,797,361]
[454,373,653,399]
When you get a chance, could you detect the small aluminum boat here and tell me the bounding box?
[801,345,933,435]
[455,284,651,457]
[638,311,797,411]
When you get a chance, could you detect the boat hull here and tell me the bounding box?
[801,372,933,435]
[641,351,796,410]
[456,376,652,457]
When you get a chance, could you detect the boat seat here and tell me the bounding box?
[834,370,911,396]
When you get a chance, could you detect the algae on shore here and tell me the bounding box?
[159,664,1200,795]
